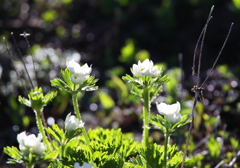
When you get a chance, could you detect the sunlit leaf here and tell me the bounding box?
[98,91,115,109]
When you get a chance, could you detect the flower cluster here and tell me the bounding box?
[66,59,92,85]
[17,131,46,155]
[156,101,181,124]
[65,113,85,132]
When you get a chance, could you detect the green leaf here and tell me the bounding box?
[149,85,162,102]
[18,96,31,107]
[65,127,84,142]
[78,75,98,92]
[111,75,128,101]
[43,91,58,104]
[151,115,167,133]
[122,74,135,84]
[98,91,115,109]
[155,74,170,85]
[45,123,64,143]
[4,146,22,162]
[171,115,191,131]
[119,39,135,63]
[129,144,183,168]
[61,68,75,90]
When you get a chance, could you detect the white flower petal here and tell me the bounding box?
[131,59,161,77]
[70,74,89,85]
[32,142,46,155]
[66,59,81,74]
[17,131,26,145]
[156,101,181,124]
[65,113,85,132]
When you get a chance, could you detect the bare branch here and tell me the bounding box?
[11,32,34,89]
[200,22,234,88]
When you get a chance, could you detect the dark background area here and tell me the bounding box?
[1,0,240,166]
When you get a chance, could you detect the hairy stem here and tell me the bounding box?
[35,110,51,150]
[72,93,92,154]
[143,88,150,147]
[163,131,170,168]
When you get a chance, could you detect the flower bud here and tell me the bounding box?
[156,101,181,124]
[65,113,85,132]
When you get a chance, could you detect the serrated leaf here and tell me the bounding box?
[77,76,99,92]
[43,91,58,104]
[61,68,75,90]
[131,84,143,98]
[4,146,22,161]
[45,123,64,143]
[151,115,167,132]
[18,96,31,107]
[171,115,191,131]
[65,127,83,142]
[51,78,72,93]
[122,74,135,83]
[149,85,162,102]
[155,75,170,85]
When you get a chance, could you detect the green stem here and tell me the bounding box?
[142,88,150,147]
[72,93,93,154]
[163,131,170,168]
[35,110,51,150]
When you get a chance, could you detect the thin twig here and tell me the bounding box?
[3,37,28,91]
[196,5,214,86]
[192,5,214,77]
[180,92,198,168]
[20,31,38,87]
[11,32,34,89]
[200,23,234,87]
[181,6,215,168]
[177,53,184,150]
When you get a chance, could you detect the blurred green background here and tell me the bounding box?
[1,0,240,166]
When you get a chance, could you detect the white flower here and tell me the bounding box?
[131,59,161,77]
[70,73,90,85]
[65,113,85,132]
[32,142,46,155]
[156,101,181,124]
[66,59,92,85]
[74,162,94,168]
[17,131,46,154]
[66,59,81,74]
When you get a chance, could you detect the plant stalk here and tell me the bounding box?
[163,131,170,168]
[35,110,51,150]
[72,93,92,154]
[143,88,150,147]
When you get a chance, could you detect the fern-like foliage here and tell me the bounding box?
[128,144,183,168]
